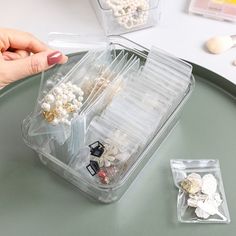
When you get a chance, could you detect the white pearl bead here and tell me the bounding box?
[71,104,77,111]
[56,96,63,103]
[70,94,76,100]
[56,106,64,113]
[66,82,73,88]
[62,94,68,102]
[51,118,59,125]
[60,118,71,126]
[76,101,83,108]
[41,103,51,112]
[79,90,84,96]
[60,109,67,116]
[55,100,63,107]
[71,84,77,91]
[53,87,63,95]
[67,94,74,102]
[64,120,71,126]
[63,89,69,95]
[78,96,84,102]
[45,94,55,103]
[60,83,66,89]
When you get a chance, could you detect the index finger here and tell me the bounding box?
[1,28,50,53]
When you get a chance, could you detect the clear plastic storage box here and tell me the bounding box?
[90,0,161,35]
[22,34,194,203]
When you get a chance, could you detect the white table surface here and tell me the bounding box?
[0,0,235,84]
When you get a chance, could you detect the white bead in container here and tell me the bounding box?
[90,0,161,35]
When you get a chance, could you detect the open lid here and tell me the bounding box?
[48,32,109,54]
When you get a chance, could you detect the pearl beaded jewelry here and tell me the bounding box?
[105,0,149,29]
[41,82,84,125]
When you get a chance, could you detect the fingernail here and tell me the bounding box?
[47,51,63,66]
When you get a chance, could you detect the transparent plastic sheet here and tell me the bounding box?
[82,58,141,126]
[170,159,230,224]
[63,53,141,158]
[27,50,104,142]
[79,50,126,112]
[84,116,143,184]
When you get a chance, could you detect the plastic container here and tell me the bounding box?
[22,35,195,203]
[90,0,161,35]
[189,0,236,22]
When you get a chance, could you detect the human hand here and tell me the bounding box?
[0,28,68,89]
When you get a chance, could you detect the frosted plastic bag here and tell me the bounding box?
[170,159,230,224]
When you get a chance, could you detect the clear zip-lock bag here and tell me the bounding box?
[22,33,195,203]
[170,159,230,223]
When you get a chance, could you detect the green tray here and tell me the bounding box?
[0,57,235,235]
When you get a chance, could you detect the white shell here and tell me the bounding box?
[197,200,218,215]
[201,174,217,195]
[195,207,210,219]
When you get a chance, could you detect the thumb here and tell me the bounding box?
[5,50,68,82]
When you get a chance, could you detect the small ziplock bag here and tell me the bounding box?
[170,159,230,224]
